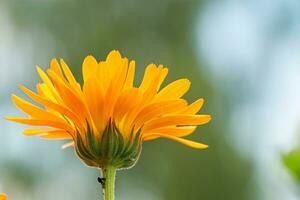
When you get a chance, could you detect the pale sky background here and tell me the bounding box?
[197,0,300,199]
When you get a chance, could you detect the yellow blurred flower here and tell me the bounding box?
[6,50,211,169]
[0,194,7,200]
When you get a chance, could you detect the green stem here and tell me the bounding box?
[101,166,117,200]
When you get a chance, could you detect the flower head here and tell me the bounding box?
[0,194,7,200]
[7,50,211,169]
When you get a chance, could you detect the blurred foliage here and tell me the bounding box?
[2,0,254,199]
[283,148,300,181]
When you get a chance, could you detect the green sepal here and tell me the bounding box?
[73,121,142,170]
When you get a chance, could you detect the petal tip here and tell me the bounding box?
[107,50,122,60]
[206,115,212,122]
[50,58,59,66]
[198,144,209,149]
[83,55,97,64]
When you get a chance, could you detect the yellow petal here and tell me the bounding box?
[97,61,110,91]
[82,55,98,82]
[106,50,122,71]
[36,84,66,118]
[50,58,64,78]
[143,133,208,149]
[23,128,50,136]
[40,131,72,139]
[36,65,50,84]
[144,68,164,102]
[36,66,61,101]
[60,59,81,92]
[157,65,168,89]
[179,98,204,114]
[143,114,211,131]
[36,83,59,103]
[133,99,188,131]
[143,126,197,137]
[124,60,136,89]
[156,79,190,100]
[104,50,124,83]
[139,64,158,91]
[106,50,122,62]
[23,128,62,136]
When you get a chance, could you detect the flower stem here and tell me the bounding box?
[101,166,117,200]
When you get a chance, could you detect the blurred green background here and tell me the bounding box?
[1,0,300,199]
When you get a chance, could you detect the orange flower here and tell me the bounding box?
[6,50,211,169]
[0,194,7,200]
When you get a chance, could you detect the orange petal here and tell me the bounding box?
[47,70,92,124]
[12,95,64,122]
[19,85,85,132]
[6,117,74,132]
[83,79,106,133]
[50,58,64,78]
[104,57,128,110]
[113,88,140,124]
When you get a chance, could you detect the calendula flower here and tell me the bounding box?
[0,194,7,200]
[6,50,211,200]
